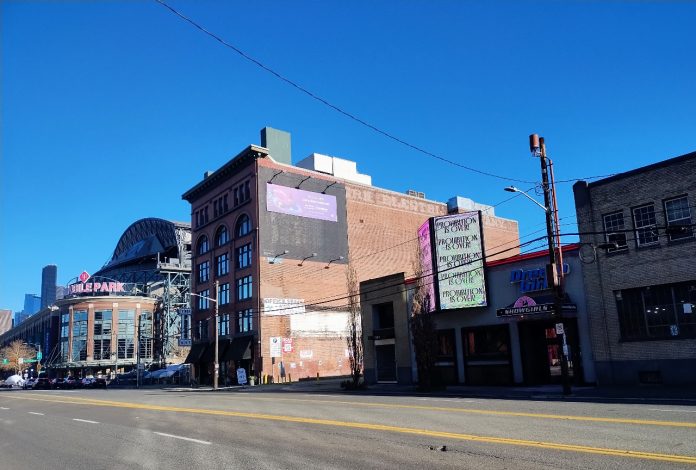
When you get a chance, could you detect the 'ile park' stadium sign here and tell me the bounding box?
[68,271,126,295]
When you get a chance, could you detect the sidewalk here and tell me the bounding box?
[163,378,696,404]
[241,378,696,404]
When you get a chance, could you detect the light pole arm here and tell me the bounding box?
[517,189,550,213]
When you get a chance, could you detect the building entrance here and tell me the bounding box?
[518,318,581,385]
[375,343,397,382]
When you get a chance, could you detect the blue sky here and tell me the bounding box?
[2,1,695,313]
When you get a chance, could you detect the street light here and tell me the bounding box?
[190,280,220,389]
[504,186,549,213]
[504,134,571,396]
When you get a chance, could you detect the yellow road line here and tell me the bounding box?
[215,394,696,429]
[4,394,696,465]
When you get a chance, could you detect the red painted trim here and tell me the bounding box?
[485,243,580,267]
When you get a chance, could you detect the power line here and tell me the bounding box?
[153,0,539,184]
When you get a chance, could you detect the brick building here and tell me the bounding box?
[573,151,696,385]
[360,245,595,386]
[181,127,520,385]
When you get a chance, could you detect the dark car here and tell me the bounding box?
[93,377,108,389]
[51,378,66,389]
[64,376,80,389]
[33,378,52,390]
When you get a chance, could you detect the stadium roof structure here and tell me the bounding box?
[99,218,191,272]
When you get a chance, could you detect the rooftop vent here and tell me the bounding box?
[406,190,425,199]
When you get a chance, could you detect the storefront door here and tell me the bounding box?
[375,343,397,382]
[518,319,580,385]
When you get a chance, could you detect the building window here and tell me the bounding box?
[181,312,191,340]
[236,214,251,238]
[93,310,112,360]
[237,275,252,301]
[138,312,153,359]
[218,283,230,305]
[633,204,659,247]
[198,289,210,310]
[118,338,134,359]
[602,211,628,252]
[664,196,693,241]
[223,194,228,212]
[219,313,230,336]
[197,319,209,340]
[238,309,253,332]
[237,243,252,269]
[198,261,210,283]
[234,180,251,206]
[616,281,696,340]
[216,225,229,246]
[197,235,209,255]
[216,253,229,277]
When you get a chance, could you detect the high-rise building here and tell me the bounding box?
[23,294,41,315]
[0,310,12,336]
[14,311,30,326]
[41,264,57,309]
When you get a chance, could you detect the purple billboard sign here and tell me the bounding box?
[266,183,338,222]
[418,220,436,312]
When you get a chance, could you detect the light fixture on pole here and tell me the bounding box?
[269,250,289,264]
[298,253,317,266]
[190,284,220,390]
[528,133,571,395]
[325,256,344,269]
[505,134,571,395]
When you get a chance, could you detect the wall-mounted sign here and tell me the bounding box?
[267,183,338,222]
[497,303,554,317]
[270,337,282,358]
[282,338,294,353]
[509,264,570,294]
[262,298,306,316]
[69,281,126,295]
[432,212,487,309]
[418,220,436,312]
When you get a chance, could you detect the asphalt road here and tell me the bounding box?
[1,386,695,469]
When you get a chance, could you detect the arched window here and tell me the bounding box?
[236,214,251,238]
[197,235,209,255]
[215,225,229,246]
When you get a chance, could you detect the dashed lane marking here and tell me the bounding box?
[153,431,211,445]
[28,412,44,416]
[73,418,100,424]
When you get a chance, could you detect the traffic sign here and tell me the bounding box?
[37,352,42,360]
[18,358,23,365]
[178,308,191,316]
[2,358,7,364]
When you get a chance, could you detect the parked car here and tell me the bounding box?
[23,378,38,389]
[81,376,96,388]
[33,378,52,390]
[64,376,80,389]
[51,378,66,389]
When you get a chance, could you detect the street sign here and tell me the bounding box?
[178,308,191,316]
[555,323,565,335]
[37,352,42,360]
[18,358,23,365]
[178,338,192,347]
[270,337,282,358]
[2,359,7,364]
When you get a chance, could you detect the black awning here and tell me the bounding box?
[222,335,253,362]
[201,339,231,363]
[184,342,207,364]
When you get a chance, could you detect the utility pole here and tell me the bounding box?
[213,280,219,390]
[531,134,571,396]
[136,314,141,389]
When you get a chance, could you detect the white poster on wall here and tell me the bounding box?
[270,337,282,358]
[263,298,306,316]
[433,211,487,309]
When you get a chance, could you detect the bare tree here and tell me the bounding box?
[410,243,440,391]
[0,340,36,375]
[346,261,364,389]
